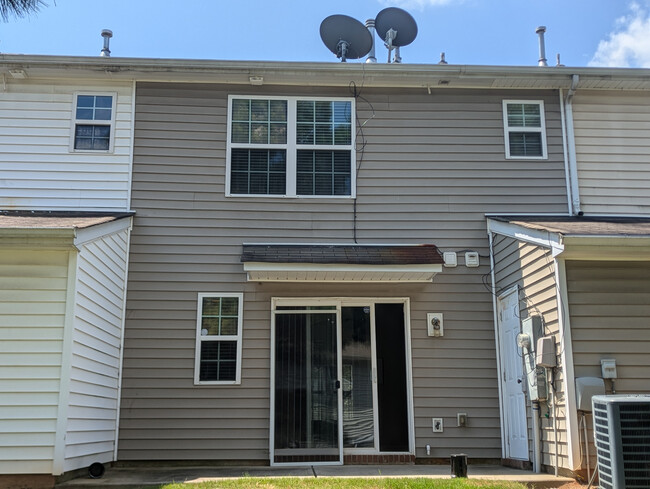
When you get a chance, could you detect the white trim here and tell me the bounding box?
[193,292,244,385]
[69,91,117,153]
[226,95,356,198]
[126,80,136,210]
[52,250,78,475]
[269,297,414,466]
[487,218,564,257]
[502,100,548,160]
[113,225,133,461]
[73,216,133,248]
[489,232,507,459]
[555,258,581,470]
[243,262,442,283]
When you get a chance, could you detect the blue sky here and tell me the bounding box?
[2,0,650,67]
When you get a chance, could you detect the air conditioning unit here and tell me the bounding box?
[591,395,650,489]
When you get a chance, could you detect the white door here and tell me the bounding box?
[497,287,529,460]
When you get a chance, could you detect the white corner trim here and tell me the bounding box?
[489,232,508,460]
[487,218,564,257]
[74,216,133,248]
[52,250,78,475]
[555,257,581,471]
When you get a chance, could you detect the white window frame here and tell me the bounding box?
[69,91,117,153]
[194,292,244,385]
[502,100,547,160]
[226,95,356,198]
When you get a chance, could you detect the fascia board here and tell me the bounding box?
[73,216,133,249]
[487,218,564,256]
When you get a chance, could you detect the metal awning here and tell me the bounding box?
[241,244,444,283]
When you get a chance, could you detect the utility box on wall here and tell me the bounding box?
[521,316,547,401]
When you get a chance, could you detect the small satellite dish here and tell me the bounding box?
[374,7,418,62]
[320,14,373,62]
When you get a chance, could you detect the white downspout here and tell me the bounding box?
[564,75,582,215]
[532,401,542,473]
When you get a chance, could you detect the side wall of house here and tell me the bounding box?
[120,83,569,462]
[64,229,130,471]
[566,260,650,471]
[492,234,567,470]
[573,91,650,215]
[0,248,70,474]
[0,79,133,211]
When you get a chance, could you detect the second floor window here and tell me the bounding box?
[502,100,547,159]
[71,94,115,151]
[227,96,355,197]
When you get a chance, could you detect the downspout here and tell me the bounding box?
[532,401,542,473]
[564,75,582,215]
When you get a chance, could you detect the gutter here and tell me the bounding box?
[564,75,582,216]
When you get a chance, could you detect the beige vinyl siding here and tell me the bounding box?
[0,79,133,211]
[64,229,130,471]
[573,91,650,215]
[567,260,650,470]
[120,83,568,461]
[0,249,70,474]
[492,235,568,470]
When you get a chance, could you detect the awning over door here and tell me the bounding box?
[241,244,444,283]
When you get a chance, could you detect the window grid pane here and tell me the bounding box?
[297,150,351,196]
[231,98,287,144]
[199,341,237,382]
[74,124,110,150]
[507,103,541,128]
[231,149,287,195]
[509,132,543,157]
[76,95,113,121]
[296,101,351,146]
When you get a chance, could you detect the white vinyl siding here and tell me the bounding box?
[502,101,547,159]
[0,249,70,475]
[573,91,650,215]
[226,96,355,198]
[63,229,130,472]
[0,79,133,210]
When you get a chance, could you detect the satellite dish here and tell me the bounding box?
[374,7,418,62]
[320,14,373,62]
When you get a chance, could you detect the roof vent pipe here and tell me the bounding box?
[100,29,113,57]
[536,26,547,66]
[365,19,377,63]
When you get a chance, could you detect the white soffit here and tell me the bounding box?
[243,262,443,283]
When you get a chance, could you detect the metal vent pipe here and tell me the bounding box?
[101,29,113,57]
[536,26,547,66]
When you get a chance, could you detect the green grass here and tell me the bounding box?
[158,477,528,489]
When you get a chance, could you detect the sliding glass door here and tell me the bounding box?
[271,300,410,465]
[273,306,340,463]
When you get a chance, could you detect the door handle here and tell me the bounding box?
[335,380,341,390]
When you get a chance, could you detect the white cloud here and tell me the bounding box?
[377,0,456,9]
[589,2,650,67]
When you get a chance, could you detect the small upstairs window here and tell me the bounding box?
[71,93,115,151]
[503,101,547,159]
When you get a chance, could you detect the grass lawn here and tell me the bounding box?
[158,477,528,489]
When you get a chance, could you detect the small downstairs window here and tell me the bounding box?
[194,293,243,385]
[71,93,116,151]
[502,100,547,159]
